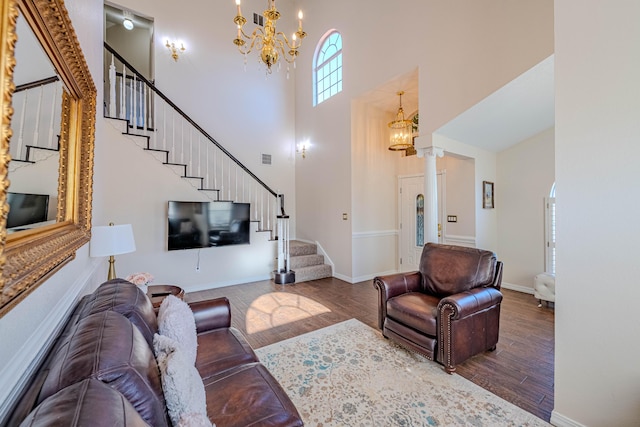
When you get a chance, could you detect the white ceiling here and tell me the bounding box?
[436,55,555,152]
[359,68,420,117]
[359,56,554,153]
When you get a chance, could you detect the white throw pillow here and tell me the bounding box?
[157,295,198,365]
[178,412,215,427]
[153,334,214,427]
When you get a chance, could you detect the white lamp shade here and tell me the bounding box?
[90,224,136,257]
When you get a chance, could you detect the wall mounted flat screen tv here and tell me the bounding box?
[7,192,50,229]
[167,201,250,251]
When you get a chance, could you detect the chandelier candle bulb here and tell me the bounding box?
[232,0,307,73]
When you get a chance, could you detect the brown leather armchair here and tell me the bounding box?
[373,243,503,374]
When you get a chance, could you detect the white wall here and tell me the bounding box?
[497,127,554,292]
[99,119,277,291]
[553,1,640,426]
[351,101,398,281]
[99,0,297,287]
[431,134,499,252]
[350,97,432,281]
[350,96,478,280]
[295,0,553,281]
[440,155,476,239]
[113,0,297,224]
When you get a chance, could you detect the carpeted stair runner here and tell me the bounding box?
[289,241,332,283]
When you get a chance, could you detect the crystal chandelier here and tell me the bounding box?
[388,91,414,151]
[233,0,307,73]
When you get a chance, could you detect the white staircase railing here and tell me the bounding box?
[9,76,62,171]
[104,43,283,238]
[274,194,294,284]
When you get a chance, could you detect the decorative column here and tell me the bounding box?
[417,146,444,243]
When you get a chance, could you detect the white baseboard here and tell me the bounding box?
[313,240,334,273]
[351,270,398,284]
[0,258,102,423]
[333,272,352,283]
[501,281,535,295]
[550,410,586,427]
[352,230,397,239]
[185,274,273,293]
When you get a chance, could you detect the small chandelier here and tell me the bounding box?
[233,0,307,73]
[388,91,414,151]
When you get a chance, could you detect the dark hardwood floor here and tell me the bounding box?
[186,277,554,422]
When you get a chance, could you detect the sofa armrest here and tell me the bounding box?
[438,287,503,320]
[373,272,422,329]
[188,297,231,333]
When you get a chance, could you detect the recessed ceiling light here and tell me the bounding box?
[123,11,134,30]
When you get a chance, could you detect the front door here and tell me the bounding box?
[398,173,444,272]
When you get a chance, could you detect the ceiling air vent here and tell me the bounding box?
[253,13,264,26]
[261,153,272,165]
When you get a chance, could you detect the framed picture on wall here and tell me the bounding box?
[483,181,494,209]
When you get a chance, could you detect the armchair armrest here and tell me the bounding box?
[373,272,422,329]
[438,287,502,320]
[437,287,503,373]
[373,272,422,300]
[188,297,231,334]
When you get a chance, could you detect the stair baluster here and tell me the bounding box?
[47,83,59,149]
[9,76,62,168]
[103,42,284,240]
[274,195,294,284]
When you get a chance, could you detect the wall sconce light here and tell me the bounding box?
[122,10,134,30]
[166,40,186,62]
[297,141,310,159]
[90,223,136,281]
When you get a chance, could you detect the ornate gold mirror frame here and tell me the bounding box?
[0,0,95,317]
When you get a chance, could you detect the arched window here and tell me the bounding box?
[313,30,342,106]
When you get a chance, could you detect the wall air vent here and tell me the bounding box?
[253,13,264,26]
[261,153,272,165]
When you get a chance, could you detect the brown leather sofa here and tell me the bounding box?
[6,279,303,427]
[373,243,503,374]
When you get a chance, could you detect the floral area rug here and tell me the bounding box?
[255,319,550,427]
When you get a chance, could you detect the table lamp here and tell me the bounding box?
[90,223,136,281]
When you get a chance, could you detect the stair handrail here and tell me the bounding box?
[15,76,59,93]
[10,75,62,162]
[104,42,280,203]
